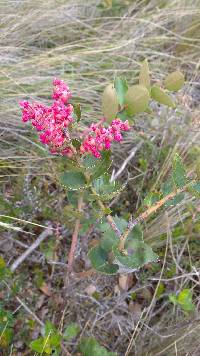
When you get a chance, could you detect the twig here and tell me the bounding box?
[10,226,53,272]
[118,184,189,251]
[67,195,83,273]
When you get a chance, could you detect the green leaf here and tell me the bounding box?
[100,216,127,235]
[0,256,6,269]
[99,216,126,252]
[97,263,119,274]
[172,153,186,188]
[74,103,81,122]
[91,150,112,180]
[67,191,78,205]
[44,321,56,336]
[187,181,200,198]
[72,138,81,150]
[60,170,87,190]
[114,77,128,107]
[0,309,14,328]
[82,155,99,170]
[165,192,185,207]
[151,86,176,108]
[177,289,195,312]
[155,282,165,298]
[169,293,177,306]
[164,71,185,92]
[0,256,11,280]
[100,226,118,252]
[30,337,49,353]
[139,59,150,91]
[169,289,195,313]
[143,192,161,207]
[49,334,62,348]
[162,178,185,206]
[79,337,117,356]
[102,84,119,122]
[88,245,118,274]
[117,109,134,123]
[92,173,122,201]
[125,85,150,115]
[88,245,108,269]
[0,327,13,348]
[113,240,158,270]
[30,323,62,354]
[99,218,143,253]
[128,224,144,242]
[63,323,80,341]
[162,179,174,196]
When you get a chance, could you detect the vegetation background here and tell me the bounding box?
[0,0,200,355]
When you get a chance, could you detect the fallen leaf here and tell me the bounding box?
[39,282,51,297]
[119,273,135,291]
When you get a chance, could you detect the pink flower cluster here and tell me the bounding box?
[20,79,130,159]
[20,79,74,156]
[80,119,130,158]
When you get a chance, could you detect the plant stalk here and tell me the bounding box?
[67,195,83,273]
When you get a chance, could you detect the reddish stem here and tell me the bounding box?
[67,195,83,273]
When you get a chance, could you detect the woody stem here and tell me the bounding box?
[67,195,83,272]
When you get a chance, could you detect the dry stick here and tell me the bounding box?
[118,185,188,251]
[10,226,53,272]
[67,195,83,272]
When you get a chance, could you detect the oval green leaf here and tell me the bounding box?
[60,170,87,190]
[114,77,128,107]
[172,153,186,188]
[125,85,150,115]
[151,86,176,108]
[88,245,118,274]
[164,71,184,92]
[102,84,119,122]
[113,241,158,270]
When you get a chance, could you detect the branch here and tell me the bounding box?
[118,185,187,251]
[10,226,53,272]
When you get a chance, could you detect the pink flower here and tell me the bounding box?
[52,79,71,104]
[80,119,130,158]
[20,79,73,156]
[19,101,35,122]
[20,80,130,159]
